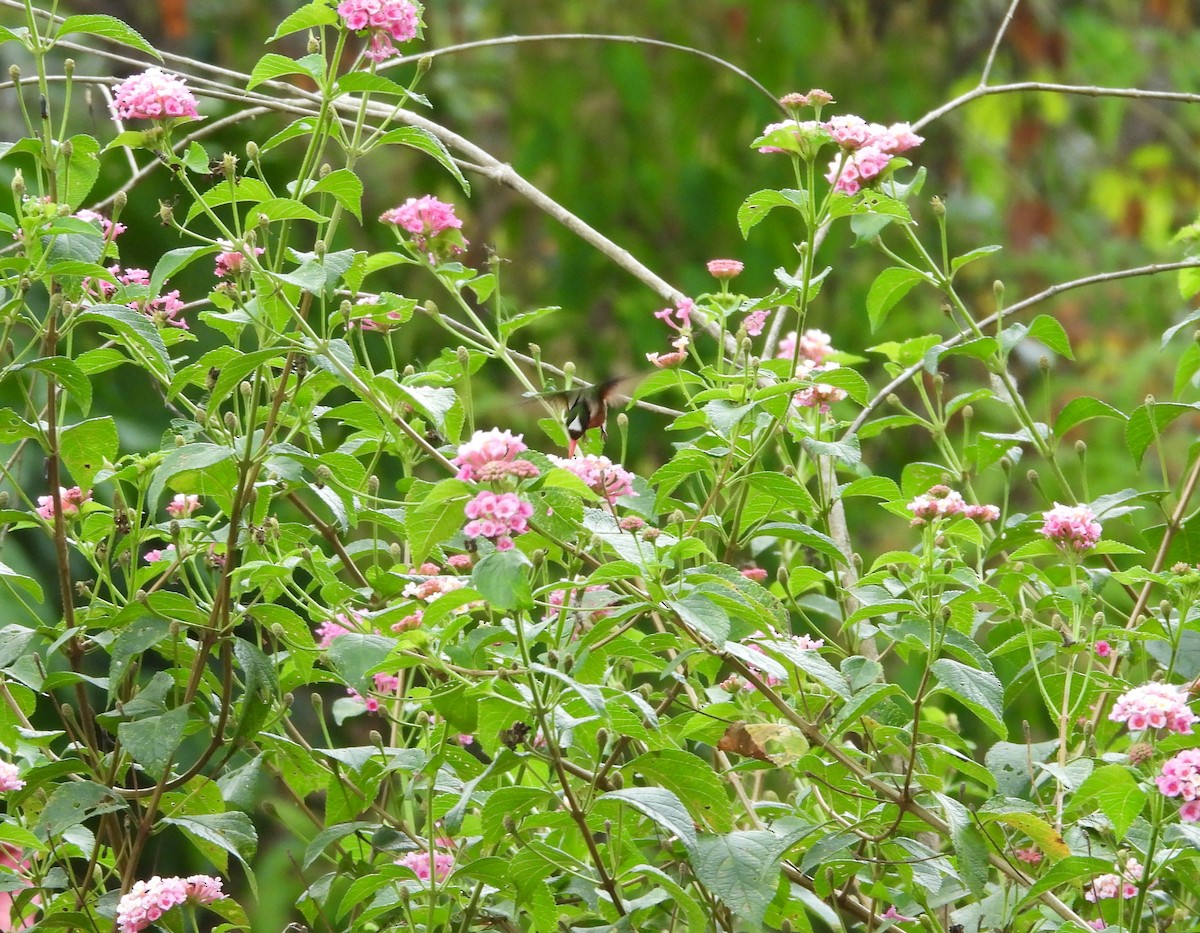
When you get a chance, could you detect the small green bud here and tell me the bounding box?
[456,346,470,367]
[246,140,258,160]
[307,31,319,54]
[930,196,945,217]
[616,412,628,429]
[367,475,379,495]
[993,279,1005,300]
[417,55,433,75]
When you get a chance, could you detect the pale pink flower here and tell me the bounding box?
[446,554,472,570]
[740,567,768,583]
[875,122,924,154]
[707,259,744,279]
[794,360,847,412]
[1014,847,1042,864]
[452,429,529,482]
[1040,503,1102,551]
[0,761,23,792]
[35,486,90,520]
[0,844,36,929]
[1156,749,1200,820]
[403,575,467,603]
[825,114,874,150]
[1084,859,1145,902]
[963,503,1000,523]
[380,196,465,252]
[906,485,966,522]
[1095,640,1113,658]
[653,297,694,331]
[116,874,225,933]
[143,544,177,564]
[166,494,201,518]
[826,145,893,195]
[1110,682,1197,734]
[338,0,419,61]
[74,208,125,239]
[743,309,769,337]
[397,849,455,883]
[315,612,362,648]
[463,491,533,549]
[214,246,264,278]
[113,69,199,121]
[777,328,834,363]
[390,610,424,633]
[547,454,637,504]
[618,516,645,531]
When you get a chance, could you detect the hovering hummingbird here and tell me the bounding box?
[524,377,629,457]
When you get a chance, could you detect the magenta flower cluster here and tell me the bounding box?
[794,360,848,413]
[214,246,264,279]
[463,491,533,550]
[0,761,23,792]
[36,486,90,520]
[548,454,637,504]
[112,69,199,121]
[167,494,201,518]
[707,259,743,280]
[452,429,537,482]
[1109,682,1197,734]
[1039,502,1102,551]
[777,328,833,364]
[94,266,188,329]
[337,0,420,61]
[397,849,455,883]
[380,196,464,252]
[74,209,125,239]
[906,485,1000,525]
[116,875,224,933]
[1155,748,1200,822]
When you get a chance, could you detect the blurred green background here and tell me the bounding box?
[5,0,1200,925]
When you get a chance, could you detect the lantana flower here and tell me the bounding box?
[115,874,224,933]
[1040,502,1102,551]
[452,429,532,482]
[547,454,636,504]
[338,0,420,62]
[1084,859,1146,902]
[112,69,200,121]
[0,761,23,792]
[1109,682,1197,734]
[35,486,90,520]
[463,491,533,550]
[397,848,455,883]
[380,195,465,255]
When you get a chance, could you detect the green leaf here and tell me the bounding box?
[623,750,734,833]
[1125,402,1199,467]
[866,267,926,332]
[326,633,395,694]
[8,357,91,415]
[669,590,731,645]
[1018,855,1111,906]
[1072,764,1146,839]
[55,134,101,209]
[56,14,159,58]
[753,522,846,564]
[374,127,470,194]
[161,811,258,873]
[597,786,696,851]
[247,52,323,90]
[930,658,1005,738]
[255,197,327,223]
[406,493,469,564]
[60,417,118,489]
[1054,396,1125,436]
[117,706,189,779]
[472,549,534,611]
[147,443,237,513]
[937,794,989,897]
[307,169,364,222]
[150,246,216,297]
[690,828,808,928]
[737,188,808,238]
[0,561,43,603]
[108,615,170,697]
[38,782,124,837]
[949,244,1002,275]
[1027,314,1075,360]
[78,304,173,378]
[979,805,1070,862]
[269,1,339,40]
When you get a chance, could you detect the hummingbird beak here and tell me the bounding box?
[567,437,579,458]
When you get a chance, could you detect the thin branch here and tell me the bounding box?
[978,0,1023,88]
[382,33,783,110]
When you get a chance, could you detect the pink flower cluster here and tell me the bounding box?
[113,69,199,121]
[397,849,455,883]
[1155,748,1200,821]
[824,116,923,195]
[646,334,690,368]
[547,454,637,504]
[35,486,90,520]
[463,491,533,550]
[74,209,125,239]
[906,485,1000,525]
[0,761,23,792]
[452,429,537,482]
[315,611,362,649]
[742,309,769,336]
[116,874,224,933]
[722,633,824,692]
[794,360,848,412]
[143,544,177,564]
[96,266,188,329]
[1084,859,1145,903]
[214,246,264,279]
[654,297,694,332]
[402,574,467,602]
[1109,682,1197,734]
[707,259,744,280]
[1040,502,1102,551]
[0,844,35,930]
[338,0,419,61]
[380,196,464,252]
[825,147,894,195]
[777,328,833,364]
[167,494,201,518]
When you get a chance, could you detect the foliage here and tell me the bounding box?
[2,2,1200,932]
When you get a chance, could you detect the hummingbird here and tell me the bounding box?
[525,377,627,457]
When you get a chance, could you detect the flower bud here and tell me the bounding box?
[158,200,174,225]
[993,280,1005,301]
[8,65,18,80]
[456,346,470,368]
[367,475,379,495]
[11,169,24,198]
[417,55,433,75]
[307,32,319,54]
[246,140,259,160]
[930,196,945,217]
[224,411,238,431]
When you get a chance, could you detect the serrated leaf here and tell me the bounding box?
[597,786,697,850]
[931,658,1005,738]
[690,828,808,928]
[38,781,124,837]
[247,52,322,90]
[60,417,118,489]
[949,244,1002,275]
[1054,396,1125,436]
[737,188,808,238]
[78,304,173,378]
[1072,764,1146,839]
[1125,402,1198,467]
[147,443,236,512]
[1027,314,1075,360]
[8,357,91,415]
[117,705,189,778]
[269,0,339,40]
[57,14,158,58]
[307,169,364,222]
[374,127,470,194]
[161,812,258,872]
[867,267,926,331]
[623,750,734,833]
[150,246,215,297]
[55,134,100,209]
[669,590,730,644]
[979,806,1070,861]
[472,549,534,611]
[0,561,43,603]
[326,633,394,694]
